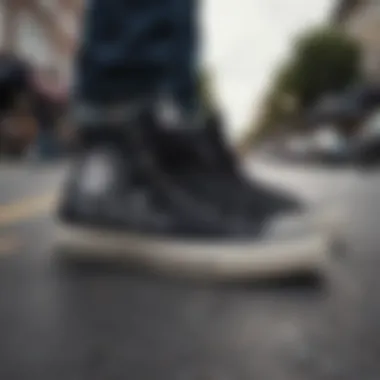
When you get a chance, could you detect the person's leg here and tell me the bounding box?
[74,0,176,105]
[168,0,199,114]
[74,0,202,121]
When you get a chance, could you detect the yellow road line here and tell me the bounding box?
[0,193,58,227]
[0,235,22,254]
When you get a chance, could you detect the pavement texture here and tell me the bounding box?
[0,159,379,379]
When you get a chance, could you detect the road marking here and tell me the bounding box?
[0,235,22,255]
[0,193,58,227]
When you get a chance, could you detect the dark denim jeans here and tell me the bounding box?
[75,0,199,112]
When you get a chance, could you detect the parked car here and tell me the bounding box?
[309,129,351,165]
[280,136,314,162]
[353,111,380,167]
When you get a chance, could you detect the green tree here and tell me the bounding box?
[290,27,361,108]
[240,27,362,150]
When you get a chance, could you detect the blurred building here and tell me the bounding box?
[0,0,82,158]
[333,0,380,81]
[0,0,82,81]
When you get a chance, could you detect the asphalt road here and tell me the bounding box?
[0,159,380,379]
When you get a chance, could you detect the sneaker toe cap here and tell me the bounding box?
[264,212,320,241]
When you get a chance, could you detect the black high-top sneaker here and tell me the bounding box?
[56,103,330,280]
[196,110,303,215]
[144,103,307,218]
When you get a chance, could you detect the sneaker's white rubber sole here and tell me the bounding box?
[55,223,331,280]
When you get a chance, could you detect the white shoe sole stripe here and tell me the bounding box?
[55,224,330,280]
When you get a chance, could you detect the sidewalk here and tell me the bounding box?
[247,155,357,205]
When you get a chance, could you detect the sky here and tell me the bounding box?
[202,0,336,140]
